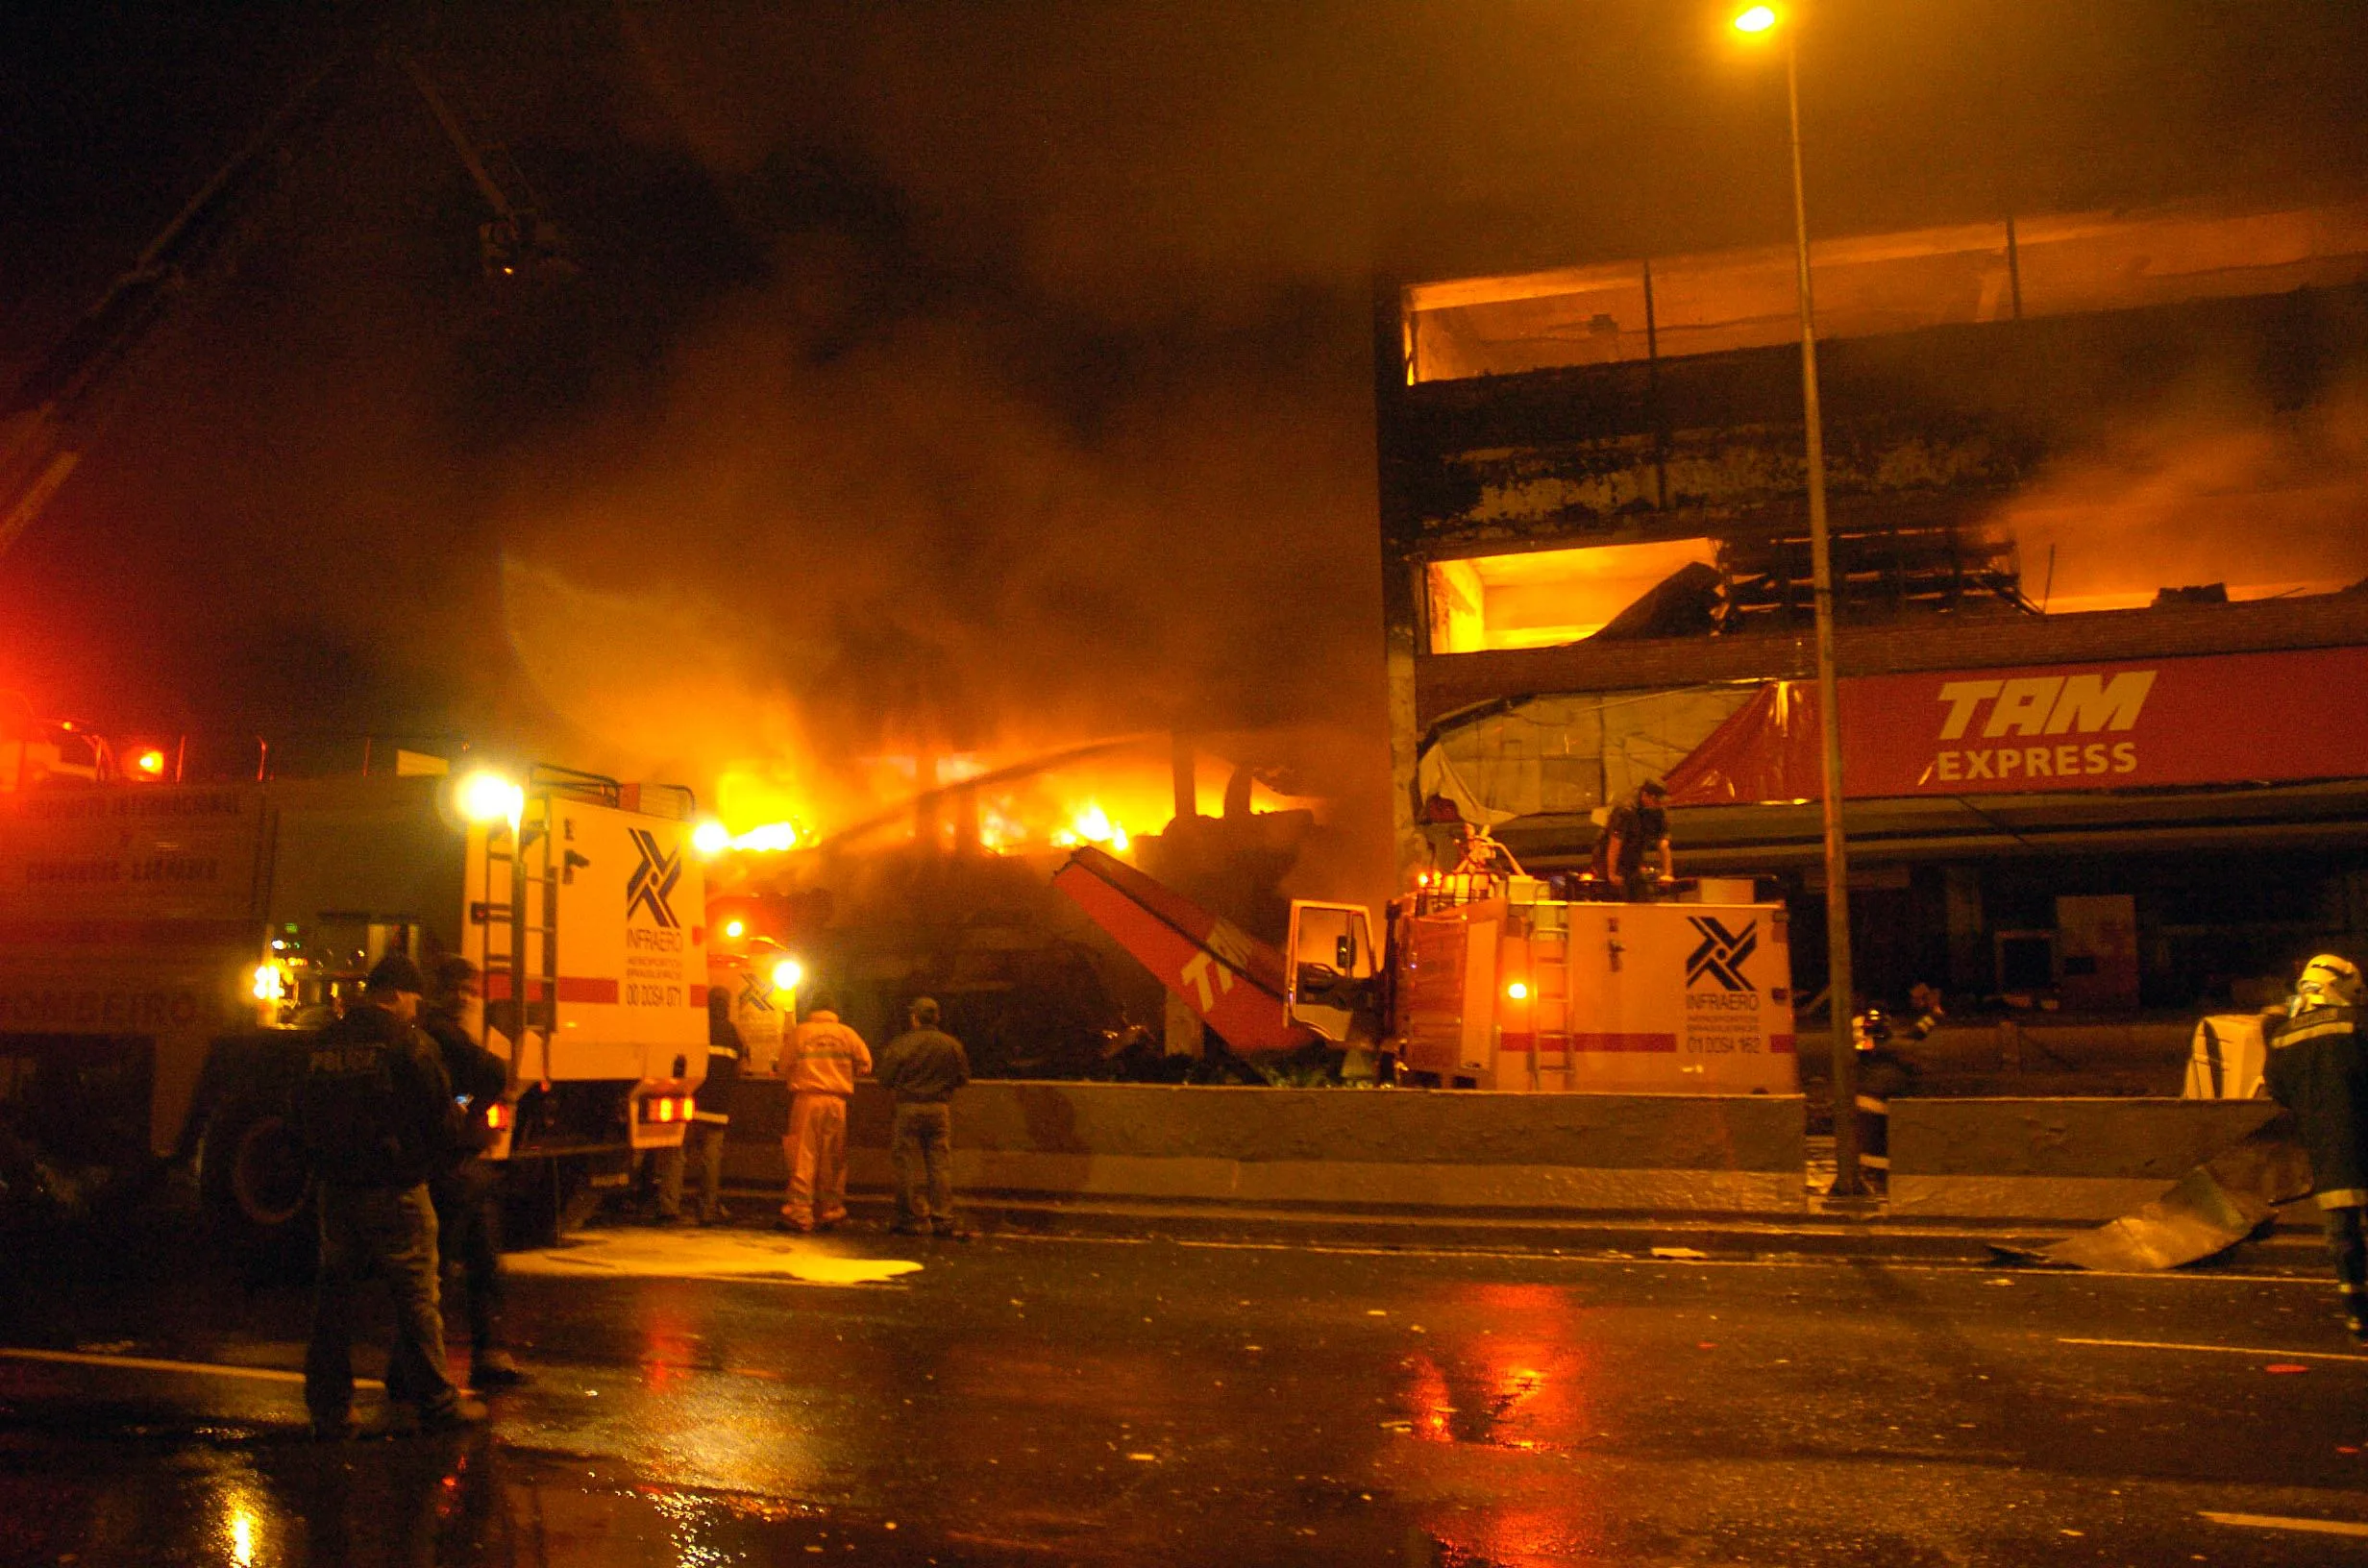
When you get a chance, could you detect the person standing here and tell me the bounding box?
[658,990,744,1225]
[875,996,972,1239]
[1850,987,1942,1191]
[419,957,526,1389]
[1592,779,1673,901]
[777,992,870,1233]
[294,952,485,1437]
[2263,953,2368,1342]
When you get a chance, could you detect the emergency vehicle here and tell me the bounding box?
[0,743,709,1241]
[1058,845,1798,1092]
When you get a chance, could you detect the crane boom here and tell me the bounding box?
[0,51,354,558]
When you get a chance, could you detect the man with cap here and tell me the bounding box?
[777,992,870,1233]
[294,951,485,1436]
[1592,779,1674,902]
[874,996,973,1238]
[420,956,526,1388]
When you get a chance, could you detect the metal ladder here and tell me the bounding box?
[477,794,559,1088]
[1527,905,1573,1091]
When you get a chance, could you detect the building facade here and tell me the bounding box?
[1377,199,2368,1013]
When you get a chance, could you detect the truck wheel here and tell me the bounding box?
[200,1100,311,1251]
[501,1154,606,1249]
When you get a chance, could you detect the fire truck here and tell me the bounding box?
[0,743,709,1242]
[1058,844,1798,1092]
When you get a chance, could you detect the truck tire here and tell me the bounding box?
[199,1098,312,1255]
[500,1153,607,1249]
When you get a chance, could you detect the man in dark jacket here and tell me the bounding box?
[295,951,485,1437]
[874,996,972,1238]
[2264,953,2368,1341]
[658,990,744,1224]
[421,957,525,1388]
[1592,780,1673,901]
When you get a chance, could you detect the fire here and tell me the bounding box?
[1049,801,1129,853]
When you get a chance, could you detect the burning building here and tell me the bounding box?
[1379,197,2368,1012]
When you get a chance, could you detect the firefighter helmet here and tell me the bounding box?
[1853,1006,1891,1050]
[2295,954,2364,1013]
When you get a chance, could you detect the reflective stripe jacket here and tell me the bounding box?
[2265,1004,2367,1210]
[782,1011,872,1097]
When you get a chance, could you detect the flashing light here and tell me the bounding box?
[1733,5,1778,33]
[483,1102,509,1132]
[772,958,804,992]
[1506,980,1530,1002]
[133,748,166,777]
[691,820,730,857]
[643,1094,692,1125]
[251,963,287,1002]
[456,769,525,824]
[723,918,747,941]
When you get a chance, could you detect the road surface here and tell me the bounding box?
[3,1217,2364,1565]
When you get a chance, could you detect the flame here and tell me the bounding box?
[1049,801,1130,852]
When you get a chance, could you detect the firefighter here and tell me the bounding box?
[293,952,485,1437]
[1592,780,1673,901]
[656,990,744,1225]
[2262,953,2368,1341]
[421,957,526,1389]
[777,991,871,1233]
[1850,988,1940,1189]
[875,996,973,1238]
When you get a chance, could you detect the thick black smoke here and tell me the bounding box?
[4,1,2365,855]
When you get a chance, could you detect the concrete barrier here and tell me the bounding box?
[1887,1097,2284,1219]
[725,1079,1807,1214]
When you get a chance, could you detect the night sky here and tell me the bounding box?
[4,2,2365,803]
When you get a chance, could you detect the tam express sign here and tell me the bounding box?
[1667,646,2368,804]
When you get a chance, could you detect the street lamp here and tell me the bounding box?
[1733,4,1864,1196]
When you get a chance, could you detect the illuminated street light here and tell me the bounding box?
[1733,3,1865,1195]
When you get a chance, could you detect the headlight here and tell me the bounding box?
[456,770,525,823]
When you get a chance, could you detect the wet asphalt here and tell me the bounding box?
[3,1214,2366,1566]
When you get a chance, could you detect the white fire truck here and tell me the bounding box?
[1287,873,1799,1093]
[1059,844,1797,1092]
[0,749,709,1242]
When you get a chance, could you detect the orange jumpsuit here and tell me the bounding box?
[778,1010,872,1230]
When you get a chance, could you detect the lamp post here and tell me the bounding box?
[1734,4,1863,1196]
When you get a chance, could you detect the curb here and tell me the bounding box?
[726,1184,2329,1269]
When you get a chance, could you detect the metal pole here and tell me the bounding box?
[1785,36,1863,1196]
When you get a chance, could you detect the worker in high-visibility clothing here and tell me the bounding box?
[1852,983,1943,1188]
[2263,954,2368,1342]
[777,992,871,1233]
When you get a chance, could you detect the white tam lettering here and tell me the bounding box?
[1982,676,2065,738]
[1936,680,2002,740]
[2042,670,2157,734]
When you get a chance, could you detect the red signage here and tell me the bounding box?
[1667,645,2368,805]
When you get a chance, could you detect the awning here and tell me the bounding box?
[1665,644,2368,806]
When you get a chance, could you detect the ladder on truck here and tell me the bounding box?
[1525,902,1574,1091]
[477,793,559,1089]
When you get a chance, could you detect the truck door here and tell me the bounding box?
[1283,900,1377,1043]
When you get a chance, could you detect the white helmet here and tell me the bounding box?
[2295,953,2364,1013]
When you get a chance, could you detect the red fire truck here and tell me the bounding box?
[0,741,709,1242]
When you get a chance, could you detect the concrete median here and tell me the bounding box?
[1887,1097,2285,1220]
[724,1079,1808,1215]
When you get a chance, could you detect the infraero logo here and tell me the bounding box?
[625,829,682,928]
[1686,916,1758,992]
